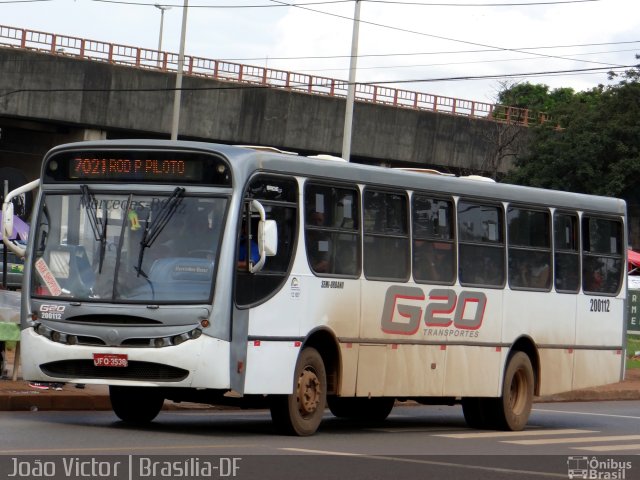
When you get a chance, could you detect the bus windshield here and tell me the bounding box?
[31,190,227,304]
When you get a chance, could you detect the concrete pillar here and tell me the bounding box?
[78,129,107,141]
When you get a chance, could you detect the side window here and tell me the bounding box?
[458,200,505,287]
[304,183,360,277]
[363,189,409,281]
[412,195,455,284]
[235,175,298,306]
[508,207,551,290]
[582,216,623,295]
[554,212,580,293]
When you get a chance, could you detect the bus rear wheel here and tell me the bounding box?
[494,351,534,431]
[328,396,395,422]
[109,386,164,425]
[269,347,327,436]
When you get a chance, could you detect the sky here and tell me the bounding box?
[1,0,639,105]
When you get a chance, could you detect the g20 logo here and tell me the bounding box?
[380,286,487,335]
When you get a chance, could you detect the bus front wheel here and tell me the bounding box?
[109,386,164,425]
[270,347,327,436]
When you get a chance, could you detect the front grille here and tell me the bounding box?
[65,315,161,325]
[76,336,106,346]
[41,360,188,382]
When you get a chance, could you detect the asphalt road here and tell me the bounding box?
[0,402,638,479]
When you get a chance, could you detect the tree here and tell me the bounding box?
[496,81,576,114]
[472,118,529,180]
[504,64,640,199]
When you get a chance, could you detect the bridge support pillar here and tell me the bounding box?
[71,129,107,142]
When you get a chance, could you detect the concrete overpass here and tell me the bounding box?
[0,25,533,181]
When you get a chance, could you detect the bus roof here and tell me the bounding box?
[43,139,626,216]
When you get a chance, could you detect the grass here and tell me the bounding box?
[627,335,640,369]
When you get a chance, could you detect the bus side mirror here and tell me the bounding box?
[248,200,278,273]
[2,178,39,258]
[259,219,278,257]
[250,219,278,273]
[2,202,15,247]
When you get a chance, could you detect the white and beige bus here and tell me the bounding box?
[3,140,627,436]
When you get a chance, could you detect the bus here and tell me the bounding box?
[2,140,627,436]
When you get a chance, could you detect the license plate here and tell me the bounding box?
[93,353,128,368]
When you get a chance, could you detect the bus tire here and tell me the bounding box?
[327,396,395,422]
[109,386,164,425]
[269,347,326,436]
[461,397,493,429]
[494,351,534,431]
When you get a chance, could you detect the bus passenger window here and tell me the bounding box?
[304,183,360,277]
[582,216,623,295]
[363,189,409,281]
[554,212,580,293]
[507,207,551,291]
[458,201,505,287]
[307,212,331,273]
[412,195,455,285]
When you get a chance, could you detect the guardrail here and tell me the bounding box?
[0,24,546,127]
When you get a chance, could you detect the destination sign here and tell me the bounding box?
[70,157,195,180]
[43,149,231,186]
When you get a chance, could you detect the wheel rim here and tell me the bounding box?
[509,369,528,415]
[296,366,321,418]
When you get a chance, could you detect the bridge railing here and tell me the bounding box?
[0,24,548,127]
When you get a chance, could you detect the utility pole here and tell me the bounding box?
[341,0,361,162]
[171,0,189,140]
[155,4,171,69]
[154,4,171,52]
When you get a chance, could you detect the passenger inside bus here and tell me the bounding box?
[237,220,259,270]
[413,240,453,283]
[306,211,330,273]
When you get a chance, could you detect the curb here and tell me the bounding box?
[1,390,639,412]
[536,390,640,403]
[0,390,112,411]
[0,389,236,412]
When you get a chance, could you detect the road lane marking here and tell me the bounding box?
[281,448,362,457]
[532,408,640,420]
[367,427,469,434]
[280,448,566,478]
[0,444,256,455]
[435,429,594,439]
[572,444,640,452]
[505,435,640,445]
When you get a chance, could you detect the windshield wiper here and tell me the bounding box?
[80,185,108,273]
[135,187,185,278]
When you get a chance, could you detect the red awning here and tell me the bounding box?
[629,249,640,271]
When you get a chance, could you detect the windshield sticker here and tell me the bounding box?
[35,258,63,296]
[128,209,141,230]
[290,277,300,299]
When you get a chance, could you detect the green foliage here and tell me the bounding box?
[503,64,640,199]
[628,333,640,370]
[496,82,576,114]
